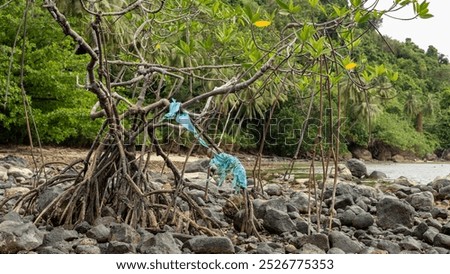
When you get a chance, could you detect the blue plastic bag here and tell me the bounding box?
[209,152,247,192]
[164,99,208,147]
[164,99,247,192]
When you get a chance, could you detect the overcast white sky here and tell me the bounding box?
[377,0,450,57]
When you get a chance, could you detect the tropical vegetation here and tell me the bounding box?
[1,0,449,160]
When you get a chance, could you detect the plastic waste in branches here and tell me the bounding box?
[163,99,209,147]
[209,152,247,192]
[164,99,247,192]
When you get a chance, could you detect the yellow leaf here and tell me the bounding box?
[155,43,161,50]
[253,20,271,28]
[345,62,357,70]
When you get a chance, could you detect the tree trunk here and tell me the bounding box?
[415,111,423,133]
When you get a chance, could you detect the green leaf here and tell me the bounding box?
[348,38,361,49]
[276,0,289,10]
[375,64,387,76]
[242,4,254,22]
[297,24,316,42]
[212,1,220,14]
[362,70,373,82]
[399,0,412,6]
[355,11,371,24]
[309,37,328,58]
[177,40,191,55]
[332,5,348,17]
[419,13,433,19]
[215,24,234,44]
[389,71,399,82]
[198,37,213,51]
[308,0,319,8]
[419,1,430,11]
[288,0,301,13]
[350,0,361,7]
[124,12,133,20]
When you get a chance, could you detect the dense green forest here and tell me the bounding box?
[1,0,449,160]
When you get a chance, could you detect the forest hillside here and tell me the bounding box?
[1,0,449,161]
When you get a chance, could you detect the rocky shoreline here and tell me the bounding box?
[1,155,449,254]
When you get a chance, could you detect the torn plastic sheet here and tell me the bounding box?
[164,99,209,147]
[209,152,247,192]
[164,99,247,192]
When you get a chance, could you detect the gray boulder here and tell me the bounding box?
[106,241,135,254]
[393,176,417,187]
[109,223,141,244]
[433,233,450,249]
[352,148,373,161]
[183,236,234,254]
[324,182,358,200]
[377,196,416,229]
[442,149,450,161]
[399,236,423,251]
[289,191,313,214]
[332,194,355,209]
[0,220,44,253]
[338,210,356,226]
[43,227,79,245]
[327,247,346,254]
[354,184,382,199]
[442,222,450,236]
[328,230,363,253]
[184,159,210,173]
[431,207,448,219]
[329,164,353,180]
[74,221,92,234]
[376,240,401,254]
[0,211,23,223]
[203,206,227,226]
[253,197,287,219]
[0,155,28,168]
[295,218,315,234]
[347,204,367,215]
[36,245,69,254]
[7,166,33,180]
[352,212,374,229]
[438,185,450,199]
[0,166,7,181]
[263,208,296,233]
[4,187,30,198]
[359,247,388,254]
[423,227,440,244]
[413,222,429,239]
[139,232,181,254]
[346,159,368,178]
[298,243,326,254]
[425,153,438,161]
[86,224,110,243]
[406,191,434,211]
[368,171,387,180]
[428,177,450,191]
[36,186,64,212]
[292,233,329,251]
[264,183,283,196]
[75,245,101,254]
[254,242,277,254]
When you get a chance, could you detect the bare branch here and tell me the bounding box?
[182,55,276,107]
[80,0,143,16]
[140,0,166,14]
[0,0,14,9]
[43,1,98,84]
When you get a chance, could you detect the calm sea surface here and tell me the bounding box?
[366,162,450,184]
